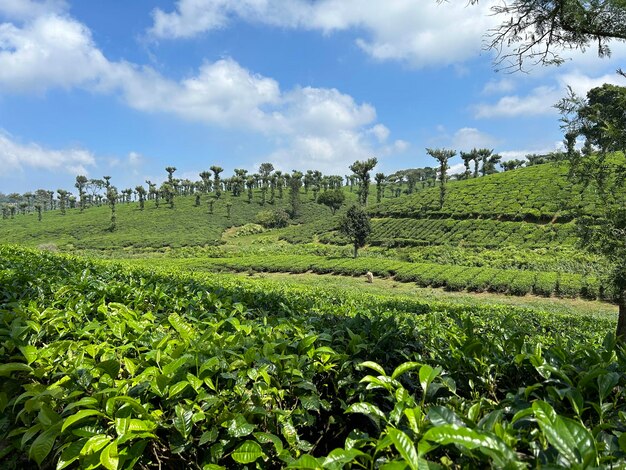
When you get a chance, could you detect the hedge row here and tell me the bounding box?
[187,255,605,300]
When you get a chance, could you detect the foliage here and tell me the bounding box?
[255,209,290,229]
[340,205,372,258]
[316,190,345,214]
[1,246,623,468]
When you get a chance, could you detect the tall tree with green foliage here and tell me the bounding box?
[426,148,456,209]
[350,158,378,206]
[210,166,223,199]
[375,172,385,203]
[165,166,177,183]
[340,204,372,258]
[75,175,88,212]
[106,186,118,231]
[56,189,68,215]
[135,185,147,210]
[557,83,626,340]
[288,170,303,217]
[460,151,474,179]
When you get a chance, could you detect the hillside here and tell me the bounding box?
[0,162,611,300]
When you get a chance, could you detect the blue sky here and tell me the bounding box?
[1,0,625,194]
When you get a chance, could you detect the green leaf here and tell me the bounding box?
[427,406,464,427]
[423,424,518,467]
[168,313,197,342]
[598,372,620,401]
[287,454,323,469]
[173,404,193,440]
[345,402,387,429]
[322,448,368,470]
[80,434,112,456]
[359,361,386,376]
[28,423,61,466]
[387,428,420,470]
[18,345,38,365]
[62,409,104,432]
[100,441,119,470]
[225,415,255,438]
[253,431,283,455]
[0,362,33,376]
[231,440,266,464]
[168,381,189,398]
[419,364,441,396]
[56,439,86,470]
[391,361,422,380]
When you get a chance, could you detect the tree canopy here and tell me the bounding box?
[465,0,626,72]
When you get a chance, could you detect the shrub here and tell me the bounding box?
[256,209,290,228]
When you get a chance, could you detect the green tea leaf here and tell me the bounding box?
[387,428,420,470]
[28,423,61,466]
[359,361,386,376]
[231,440,266,464]
[100,441,119,470]
[287,454,323,469]
[62,409,104,432]
[391,361,422,380]
[0,362,33,376]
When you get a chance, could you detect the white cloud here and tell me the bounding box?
[149,0,500,67]
[0,0,66,20]
[0,130,96,176]
[0,12,402,174]
[474,69,626,119]
[450,127,499,150]
[482,78,516,95]
[474,86,560,118]
[0,14,109,92]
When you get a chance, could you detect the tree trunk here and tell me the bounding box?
[353,244,358,258]
[617,291,626,342]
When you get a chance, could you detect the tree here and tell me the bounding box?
[165,166,177,183]
[375,173,385,203]
[106,186,118,231]
[350,158,378,205]
[317,189,345,214]
[210,166,223,199]
[468,0,626,73]
[75,175,88,212]
[258,163,274,205]
[426,148,456,209]
[557,83,626,340]
[34,203,42,222]
[501,159,526,171]
[340,204,372,258]
[288,171,303,217]
[460,151,474,179]
[56,189,68,215]
[135,185,147,210]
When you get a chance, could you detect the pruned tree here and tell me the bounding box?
[210,166,223,199]
[426,148,456,209]
[289,170,303,217]
[350,158,378,205]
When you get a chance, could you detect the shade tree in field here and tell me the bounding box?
[557,83,626,340]
[56,189,68,215]
[210,166,223,199]
[135,185,147,210]
[340,204,372,258]
[289,170,303,217]
[375,172,386,203]
[350,158,378,206]
[501,159,526,171]
[460,151,474,179]
[106,185,118,231]
[426,147,456,209]
[75,175,88,212]
[317,189,345,214]
[259,162,274,205]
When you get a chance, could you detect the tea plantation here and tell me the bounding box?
[1,246,624,469]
